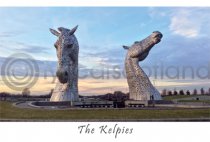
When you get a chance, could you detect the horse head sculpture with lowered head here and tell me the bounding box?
[49,25,79,102]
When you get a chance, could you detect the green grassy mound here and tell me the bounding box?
[0,101,209,120]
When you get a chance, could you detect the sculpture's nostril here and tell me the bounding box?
[56,70,60,77]
[65,71,68,76]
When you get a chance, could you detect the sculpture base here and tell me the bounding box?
[125,100,148,107]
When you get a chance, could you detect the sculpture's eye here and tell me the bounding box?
[67,44,73,48]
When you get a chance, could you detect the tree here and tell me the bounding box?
[173,90,178,96]
[167,91,172,96]
[105,93,112,101]
[193,89,197,95]
[22,88,30,97]
[113,91,125,101]
[179,90,185,95]
[200,88,205,95]
[186,90,191,95]
[208,88,210,95]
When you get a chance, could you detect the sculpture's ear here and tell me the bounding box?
[49,28,60,37]
[123,45,130,50]
[69,25,78,35]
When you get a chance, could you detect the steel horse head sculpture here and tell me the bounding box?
[49,25,79,102]
[123,31,163,101]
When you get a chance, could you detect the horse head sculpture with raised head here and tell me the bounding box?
[124,31,163,101]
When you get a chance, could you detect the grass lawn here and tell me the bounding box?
[178,100,210,104]
[0,101,210,121]
[162,95,205,101]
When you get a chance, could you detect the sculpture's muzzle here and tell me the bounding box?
[152,31,163,44]
[56,68,68,84]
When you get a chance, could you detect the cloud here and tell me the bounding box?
[0,40,53,60]
[146,34,210,66]
[12,42,49,54]
[170,17,199,38]
[169,9,200,38]
[148,7,167,18]
[169,8,210,38]
[0,31,21,38]
[79,44,125,71]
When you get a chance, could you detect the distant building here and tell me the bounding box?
[161,89,167,96]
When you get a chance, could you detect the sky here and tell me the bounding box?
[0,7,210,95]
